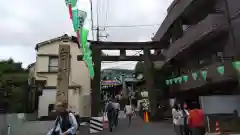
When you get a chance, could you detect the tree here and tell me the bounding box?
[134,61,171,97]
[134,61,145,74]
[0,58,28,113]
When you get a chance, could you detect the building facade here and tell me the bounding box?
[153,0,240,108]
[32,34,91,118]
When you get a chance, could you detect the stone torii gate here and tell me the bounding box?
[78,41,165,118]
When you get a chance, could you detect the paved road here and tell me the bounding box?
[97,117,175,135]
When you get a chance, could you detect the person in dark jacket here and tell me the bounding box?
[104,99,115,132]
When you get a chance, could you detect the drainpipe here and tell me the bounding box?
[223,0,237,60]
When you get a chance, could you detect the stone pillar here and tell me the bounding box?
[143,48,157,120]
[91,47,101,116]
[56,44,70,105]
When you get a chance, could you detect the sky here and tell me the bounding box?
[0,0,173,69]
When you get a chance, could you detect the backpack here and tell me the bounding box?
[74,114,81,128]
[107,102,114,112]
[68,111,80,127]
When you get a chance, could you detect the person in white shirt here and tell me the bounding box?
[172,103,184,135]
[124,103,134,126]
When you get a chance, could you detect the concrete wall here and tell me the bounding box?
[200,95,240,115]
[38,89,81,118]
[0,114,52,135]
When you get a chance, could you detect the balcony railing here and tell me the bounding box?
[165,14,228,60]
[154,0,196,40]
[167,61,238,91]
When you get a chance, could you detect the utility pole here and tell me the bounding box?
[56,43,70,105]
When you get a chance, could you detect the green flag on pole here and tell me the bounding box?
[232,61,240,73]
[165,80,169,85]
[72,7,79,31]
[70,0,78,7]
[65,0,70,5]
[74,0,94,78]
[173,78,178,84]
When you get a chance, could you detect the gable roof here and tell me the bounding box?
[27,62,36,69]
[35,34,80,51]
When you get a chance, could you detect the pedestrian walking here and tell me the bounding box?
[124,103,134,126]
[46,102,78,135]
[172,103,184,135]
[104,99,115,132]
[182,103,190,135]
[112,99,120,127]
[188,104,205,135]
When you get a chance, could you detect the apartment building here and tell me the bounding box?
[153,0,240,111]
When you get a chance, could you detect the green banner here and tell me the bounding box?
[169,79,173,85]
[173,78,178,84]
[192,72,198,80]
[177,76,183,84]
[183,75,188,82]
[165,80,169,85]
[232,61,240,75]
[201,70,207,80]
[217,66,224,76]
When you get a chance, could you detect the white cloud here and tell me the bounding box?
[0,45,35,68]
[0,0,173,69]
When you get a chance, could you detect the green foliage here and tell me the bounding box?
[0,58,28,113]
[134,62,173,98]
[134,62,145,74]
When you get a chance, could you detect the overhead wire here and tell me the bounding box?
[99,23,161,28]
[103,0,110,26]
[89,0,95,40]
[96,0,100,28]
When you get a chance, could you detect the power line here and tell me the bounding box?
[89,0,95,40]
[100,24,161,28]
[103,0,110,26]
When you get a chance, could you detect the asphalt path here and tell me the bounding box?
[96,117,175,135]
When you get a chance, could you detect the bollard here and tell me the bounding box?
[145,112,149,123]
[215,121,221,135]
[7,124,11,135]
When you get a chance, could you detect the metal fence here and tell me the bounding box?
[0,114,53,135]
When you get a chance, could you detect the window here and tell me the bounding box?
[48,56,58,72]
[48,104,54,114]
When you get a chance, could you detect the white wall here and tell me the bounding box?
[38,89,81,118]
[200,95,240,115]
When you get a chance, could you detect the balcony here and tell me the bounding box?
[165,14,228,60]
[167,61,238,92]
[154,0,201,40]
